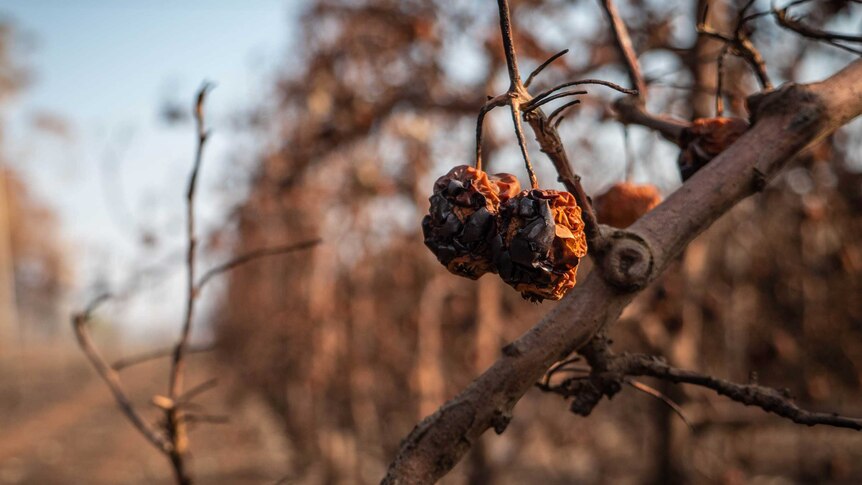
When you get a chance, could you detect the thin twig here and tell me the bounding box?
[510,103,539,189]
[112,343,215,371]
[543,355,583,386]
[529,79,637,108]
[177,378,219,404]
[697,1,773,89]
[195,239,321,292]
[524,48,569,88]
[524,90,588,113]
[599,0,647,102]
[475,97,507,171]
[495,0,540,188]
[619,354,862,431]
[486,0,639,247]
[547,99,581,125]
[625,378,693,430]
[166,82,214,485]
[773,5,862,56]
[72,311,173,453]
[496,0,522,88]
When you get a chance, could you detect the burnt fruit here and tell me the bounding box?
[492,189,588,301]
[422,165,520,279]
[594,182,662,229]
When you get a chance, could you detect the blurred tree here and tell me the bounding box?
[215,1,862,483]
[0,21,68,346]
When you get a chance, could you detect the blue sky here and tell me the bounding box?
[1,0,302,337]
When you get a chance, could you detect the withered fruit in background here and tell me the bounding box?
[594,182,662,229]
[492,189,588,302]
[678,117,749,181]
[422,165,520,279]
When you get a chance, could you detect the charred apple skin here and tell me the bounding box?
[422,165,520,279]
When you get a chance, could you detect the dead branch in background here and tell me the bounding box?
[71,85,319,485]
[697,0,773,89]
[382,0,862,479]
[599,0,647,103]
[773,2,862,55]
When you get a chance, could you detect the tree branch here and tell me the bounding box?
[599,0,646,102]
[194,239,321,292]
[612,96,690,144]
[773,6,862,56]
[166,82,213,485]
[382,58,862,485]
[112,344,215,371]
[71,309,173,454]
[617,354,862,430]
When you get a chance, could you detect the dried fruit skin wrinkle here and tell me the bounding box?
[423,167,588,301]
[422,165,520,279]
[493,190,588,302]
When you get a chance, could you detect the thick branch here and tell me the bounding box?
[383,59,862,485]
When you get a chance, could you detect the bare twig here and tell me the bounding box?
[599,0,647,102]
[71,310,173,453]
[195,239,321,292]
[617,354,862,431]
[496,0,539,189]
[524,48,569,88]
[73,83,320,485]
[524,90,587,113]
[112,343,215,371]
[474,97,507,171]
[547,99,581,125]
[773,5,862,56]
[697,1,773,89]
[528,79,637,109]
[624,379,693,430]
[164,82,214,485]
[177,378,219,404]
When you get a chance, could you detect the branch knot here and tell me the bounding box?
[598,230,653,291]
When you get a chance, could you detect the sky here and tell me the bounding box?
[1,1,860,342]
[1,0,303,339]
